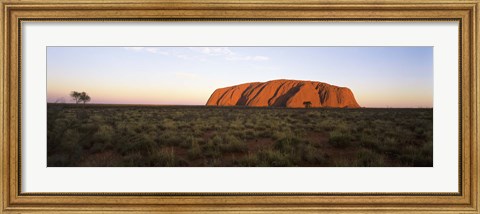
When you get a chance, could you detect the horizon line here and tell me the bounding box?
[46,102,433,109]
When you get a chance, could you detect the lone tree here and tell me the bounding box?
[303,101,312,108]
[70,91,81,104]
[79,92,91,105]
[70,91,91,105]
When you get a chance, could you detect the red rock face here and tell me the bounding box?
[206,79,360,108]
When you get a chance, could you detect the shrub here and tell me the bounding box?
[159,118,176,130]
[328,130,353,148]
[220,134,247,153]
[159,130,183,146]
[55,129,83,165]
[122,151,146,167]
[150,147,177,167]
[188,136,202,159]
[298,144,325,164]
[237,153,259,167]
[203,139,222,158]
[359,134,379,150]
[356,149,384,167]
[243,129,256,140]
[256,149,292,167]
[272,130,286,140]
[92,125,114,143]
[274,137,294,153]
[212,134,223,145]
[333,158,351,167]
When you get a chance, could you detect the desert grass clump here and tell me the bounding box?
[188,136,202,159]
[203,139,222,159]
[56,129,83,164]
[356,149,384,167]
[242,129,256,140]
[92,125,114,142]
[159,130,183,146]
[272,130,287,141]
[122,151,146,167]
[274,137,296,153]
[79,151,122,167]
[256,149,293,167]
[237,153,259,167]
[159,118,176,130]
[298,143,326,164]
[220,134,247,153]
[317,119,336,132]
[114,131,156,156]
[328,130,353,148]
[333,158,352,167]
[212,134,223,145]
[151,147,178,167]
[359,134,379,150]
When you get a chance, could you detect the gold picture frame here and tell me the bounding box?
[1,0,478,213]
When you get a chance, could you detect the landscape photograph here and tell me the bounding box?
[47,46,433,167]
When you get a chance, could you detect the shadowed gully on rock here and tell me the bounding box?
[206,79,360,108]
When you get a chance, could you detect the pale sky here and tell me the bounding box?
[47,46,433,108]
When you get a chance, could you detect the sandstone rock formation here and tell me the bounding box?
[206,79,360,108]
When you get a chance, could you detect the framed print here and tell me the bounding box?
[1,0,478,213]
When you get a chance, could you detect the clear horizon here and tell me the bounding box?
[47,46,433,108]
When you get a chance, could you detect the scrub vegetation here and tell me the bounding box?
[47,104,433,167]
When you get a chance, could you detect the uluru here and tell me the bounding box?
[206,79,360,108]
